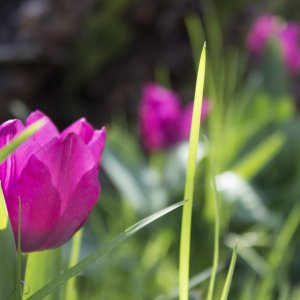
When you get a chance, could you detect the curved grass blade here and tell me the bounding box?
[220,243,238,300]
[27,201,183,300]
[0,119,45,163]
[179,43,206,300]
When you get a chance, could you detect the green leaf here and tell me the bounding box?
[256,204,300,299]
[232,132,285,180]
[0,183,20,300]
[220,243,238,300]
[179,43,206,300]
[23,249,62,300]
[0,119,45,163]
[27,201,183,300]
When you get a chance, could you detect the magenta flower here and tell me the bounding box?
[247,14,300,73]
[280,23,300,72]
[0,111,106,252]
[139,83,210,151]
[247,14,280,55]
[139,83,181,151]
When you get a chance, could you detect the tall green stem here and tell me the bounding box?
[179,44,206,300]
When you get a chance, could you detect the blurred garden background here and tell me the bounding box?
[2,0,300,299]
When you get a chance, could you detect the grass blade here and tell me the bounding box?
[232,132,284,180]
[220,243,238,300]
[0,119,45,163]
[27,201,183,300]
[206,140,220,300]
[16,198,22,298]
[179,43,206,300]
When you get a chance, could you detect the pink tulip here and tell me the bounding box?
[247,14,280,55]
[0,110,106,252]
[139,83,210,151]
[280,23,300,73]
[139,83,182,151]
[247,14,300,73]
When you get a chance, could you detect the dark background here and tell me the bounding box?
[0,0,296,127]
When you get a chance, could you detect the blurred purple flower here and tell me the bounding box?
[280,23,300,72]
[139,83,210,151]
[247,14,300,73]
[0,110,106,252]
[139,83,181,151]
[247,14,279,55]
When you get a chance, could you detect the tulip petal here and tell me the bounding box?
[43,167,100,248]
[0,119,24,148]
[87,128,106,166]
[7,156,61,252]
[26,110,59,146]
[34,133,97,207]
[61,118,94,144]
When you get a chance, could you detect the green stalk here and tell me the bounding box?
[64,229,83,300]
[220,243,238,300]
[16,198,22,298]
[179,44,206,300]
[206,147,219,300]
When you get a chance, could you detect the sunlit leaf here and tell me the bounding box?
[179,43,206,300]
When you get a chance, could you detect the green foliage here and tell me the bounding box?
[23,249,62,300]
[0,184,20,300]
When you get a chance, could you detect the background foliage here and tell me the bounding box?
[1,0,300,299]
